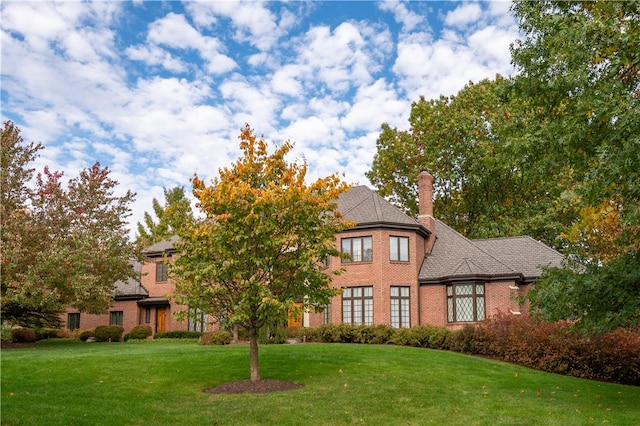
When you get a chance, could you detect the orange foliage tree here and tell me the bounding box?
[172,124,351,381]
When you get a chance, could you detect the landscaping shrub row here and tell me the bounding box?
[153,330,203,339]
[299,315,640,386]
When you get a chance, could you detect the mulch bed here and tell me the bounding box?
[203,379,303,394]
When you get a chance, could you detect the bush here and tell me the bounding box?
[200,331,233,345]
[79,329,95,341]
[124,325,152,341]
[449,313,640,386]
[11,328,37,343]
[153,331,203,339]
[36,328,62,341]
[94,326,124,342]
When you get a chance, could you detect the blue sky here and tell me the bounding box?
[1,1,519,236]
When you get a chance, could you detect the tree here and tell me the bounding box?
[528,251,640,334]
[1,121,137,326]
[509,1,640,332]
[172,124,351,381]
[366,77,577,248]
[510,0,640,257]
[136,186,194,249]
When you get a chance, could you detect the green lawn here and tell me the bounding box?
[2,340,639,425]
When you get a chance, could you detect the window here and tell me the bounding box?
[156,261,168,282]
[188,307,208,332]
[322,255,330,268]
[342,287,373,325]
[341,236,373,262]
[145,307,151,323]
[323,305,330,324]
[110,311,124,326]
[390,286,410,328]
[67,313,80,330]
[447,283,485,322]
[390,236,409,262]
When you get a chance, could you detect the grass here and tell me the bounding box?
[2,340,639,425]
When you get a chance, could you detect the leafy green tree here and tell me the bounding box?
[1,121,137,326]
[510,1,640,332]
[511,0,640,256]
[172,124,351,381]
[367,77,577,248]
[528,251,640,334]
[136,186,194,249]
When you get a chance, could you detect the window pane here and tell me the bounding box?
[476,296,485,321]
[341,239,351,262]
[456,297,474,322]
[363,237,372,261]
[399,237,409,261]
[476,284,484,295]
[390,237,399,261]
[391,299,399,328]
[342,299,351,323]
[455,284,473,296]
[447,298,454,322]
[400,287,409,297]
[363,287,373,297]
[390,287,399,297]
[401,299,410,328]
[364,298,373,325]
[352,238,362,262]
[353,299,362,324]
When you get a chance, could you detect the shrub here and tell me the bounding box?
[1,323,16,341]
[200,331,233,345]
[153,331,203,339]
[11,328,37,343]
[79,329,95,341]
[36,328,62,341]
[124,325,152,341]
[94,326,124,342]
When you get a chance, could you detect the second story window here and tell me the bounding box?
[156,261,168,282]
[341,236,373,263]
[389,236,409,262]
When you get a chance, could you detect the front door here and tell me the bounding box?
[156,308,167,333]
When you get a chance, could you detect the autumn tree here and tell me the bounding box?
[1,121,137,326]
[172,124,351,381]
[136,186,194,249]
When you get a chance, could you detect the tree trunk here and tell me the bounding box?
[248,327,260,381]
[232,324,239,343]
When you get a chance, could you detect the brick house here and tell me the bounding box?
[62,171,563,334]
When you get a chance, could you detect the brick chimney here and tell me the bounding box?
[417,170,436,254]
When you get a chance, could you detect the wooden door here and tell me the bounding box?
[287,303,303,328]
[156,308,167,333]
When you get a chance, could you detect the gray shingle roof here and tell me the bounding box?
[113,260,148,298]
[142,235,181,256]
[337,186,429,236]
[473,236,564,280]
[419,219,564,283]
[419,220,517,283]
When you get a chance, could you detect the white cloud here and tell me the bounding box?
[444,3,483,28]
[378,0,425,32]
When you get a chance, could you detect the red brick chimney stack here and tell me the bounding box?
[417,170,436,254]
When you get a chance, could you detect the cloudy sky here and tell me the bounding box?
[1,0,520,237]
